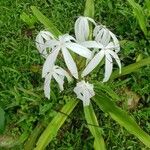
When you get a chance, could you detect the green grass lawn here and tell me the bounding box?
[0,0,150,149]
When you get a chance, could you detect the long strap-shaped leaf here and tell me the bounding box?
[84,104,106,150]
[110,57,150,80]
[31,6,61,37]
[24,122,44,150]
[35,99,78,150]
[93,88,150,148]
[84,0,94,18]
[127,0,147,36]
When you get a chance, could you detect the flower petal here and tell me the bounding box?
[36,31,55,57]
[45,40,59,49]
[62,47,78,79]
[73,80,95,106]
[81,41,103,49]
[75,17,89,42]
[101,29,111,46]
[59,34,76,42]
[53,72,64,91]
[107,50,121,73]
[66,43,92,59]
[109,31,120,53]
[54,66,72,82]
[42,47,60,78]
[44,73,52,99]
[82,50,105,77]
[93,25,103,36]
[103,52,113,82]
[86,17,96,26]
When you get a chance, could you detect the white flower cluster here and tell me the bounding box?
[35,16,121,106]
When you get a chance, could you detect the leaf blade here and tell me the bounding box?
[110,57,150,80]
[93,85,150,148]
[84,104,106,150]
[31,6,61,37]
[35,98,78,150]
[84,0,94,18]
[127,0,147,36]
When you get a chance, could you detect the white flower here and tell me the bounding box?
[44,65,71,99]
[42,34,92,79]
[93,25,120,53]
[36,31,54,58]
[75,16,96,42]
[73,80,95,106]
[81,26,121,82]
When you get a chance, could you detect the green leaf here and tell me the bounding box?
[31,6,61,37]
[84,104,106,150]
[145,0,150,12]
[84,0,95,41]
[127,0,147,36]
[20,12,37,28]
[84,0,94,18]
[24,122,44,150]
[94,86,150,148]
[94,82,119,101]
[0,107,5,134]
[110,57,150,80]
[35,98,78,150]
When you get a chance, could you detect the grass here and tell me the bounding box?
[0,0,150,149]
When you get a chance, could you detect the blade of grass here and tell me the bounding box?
[127,0,147,36]
[84,104,106,150]
[84,0,94,18]
[0,107,5,134]
[110,57,150,80]
[31,6,61,37]
[93,85,150,148]
[35,98,78,150]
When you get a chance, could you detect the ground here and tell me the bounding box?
[0,0,150,149]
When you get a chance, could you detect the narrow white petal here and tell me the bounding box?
[93,25,101,37]
[45,40,59,49]
[82,18,89,41]
[54,66,72,82]
[109,31,120,53]
[95,29,105,43]
[59,34,76,42]
[103,52,113,82]
[53,72,64,91]
[93,25,103,37]
[75,17,82,42]
[75,17,86,42]
[41,31,54,40]
[82,50,105,77]
[44,73,52,99]
[101,29,111,46]
[81,41,102,49]
[62,47,78,79]
[107,50,121,73]
[86,17,96,25]
[73,80,95,106]
[42,47,60,78]
[106,42,115,49]
[83,90,90,106]
[75,17,92,42]
[66,43,92,59]
[36,34,45,54]
[35,31,55,58]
